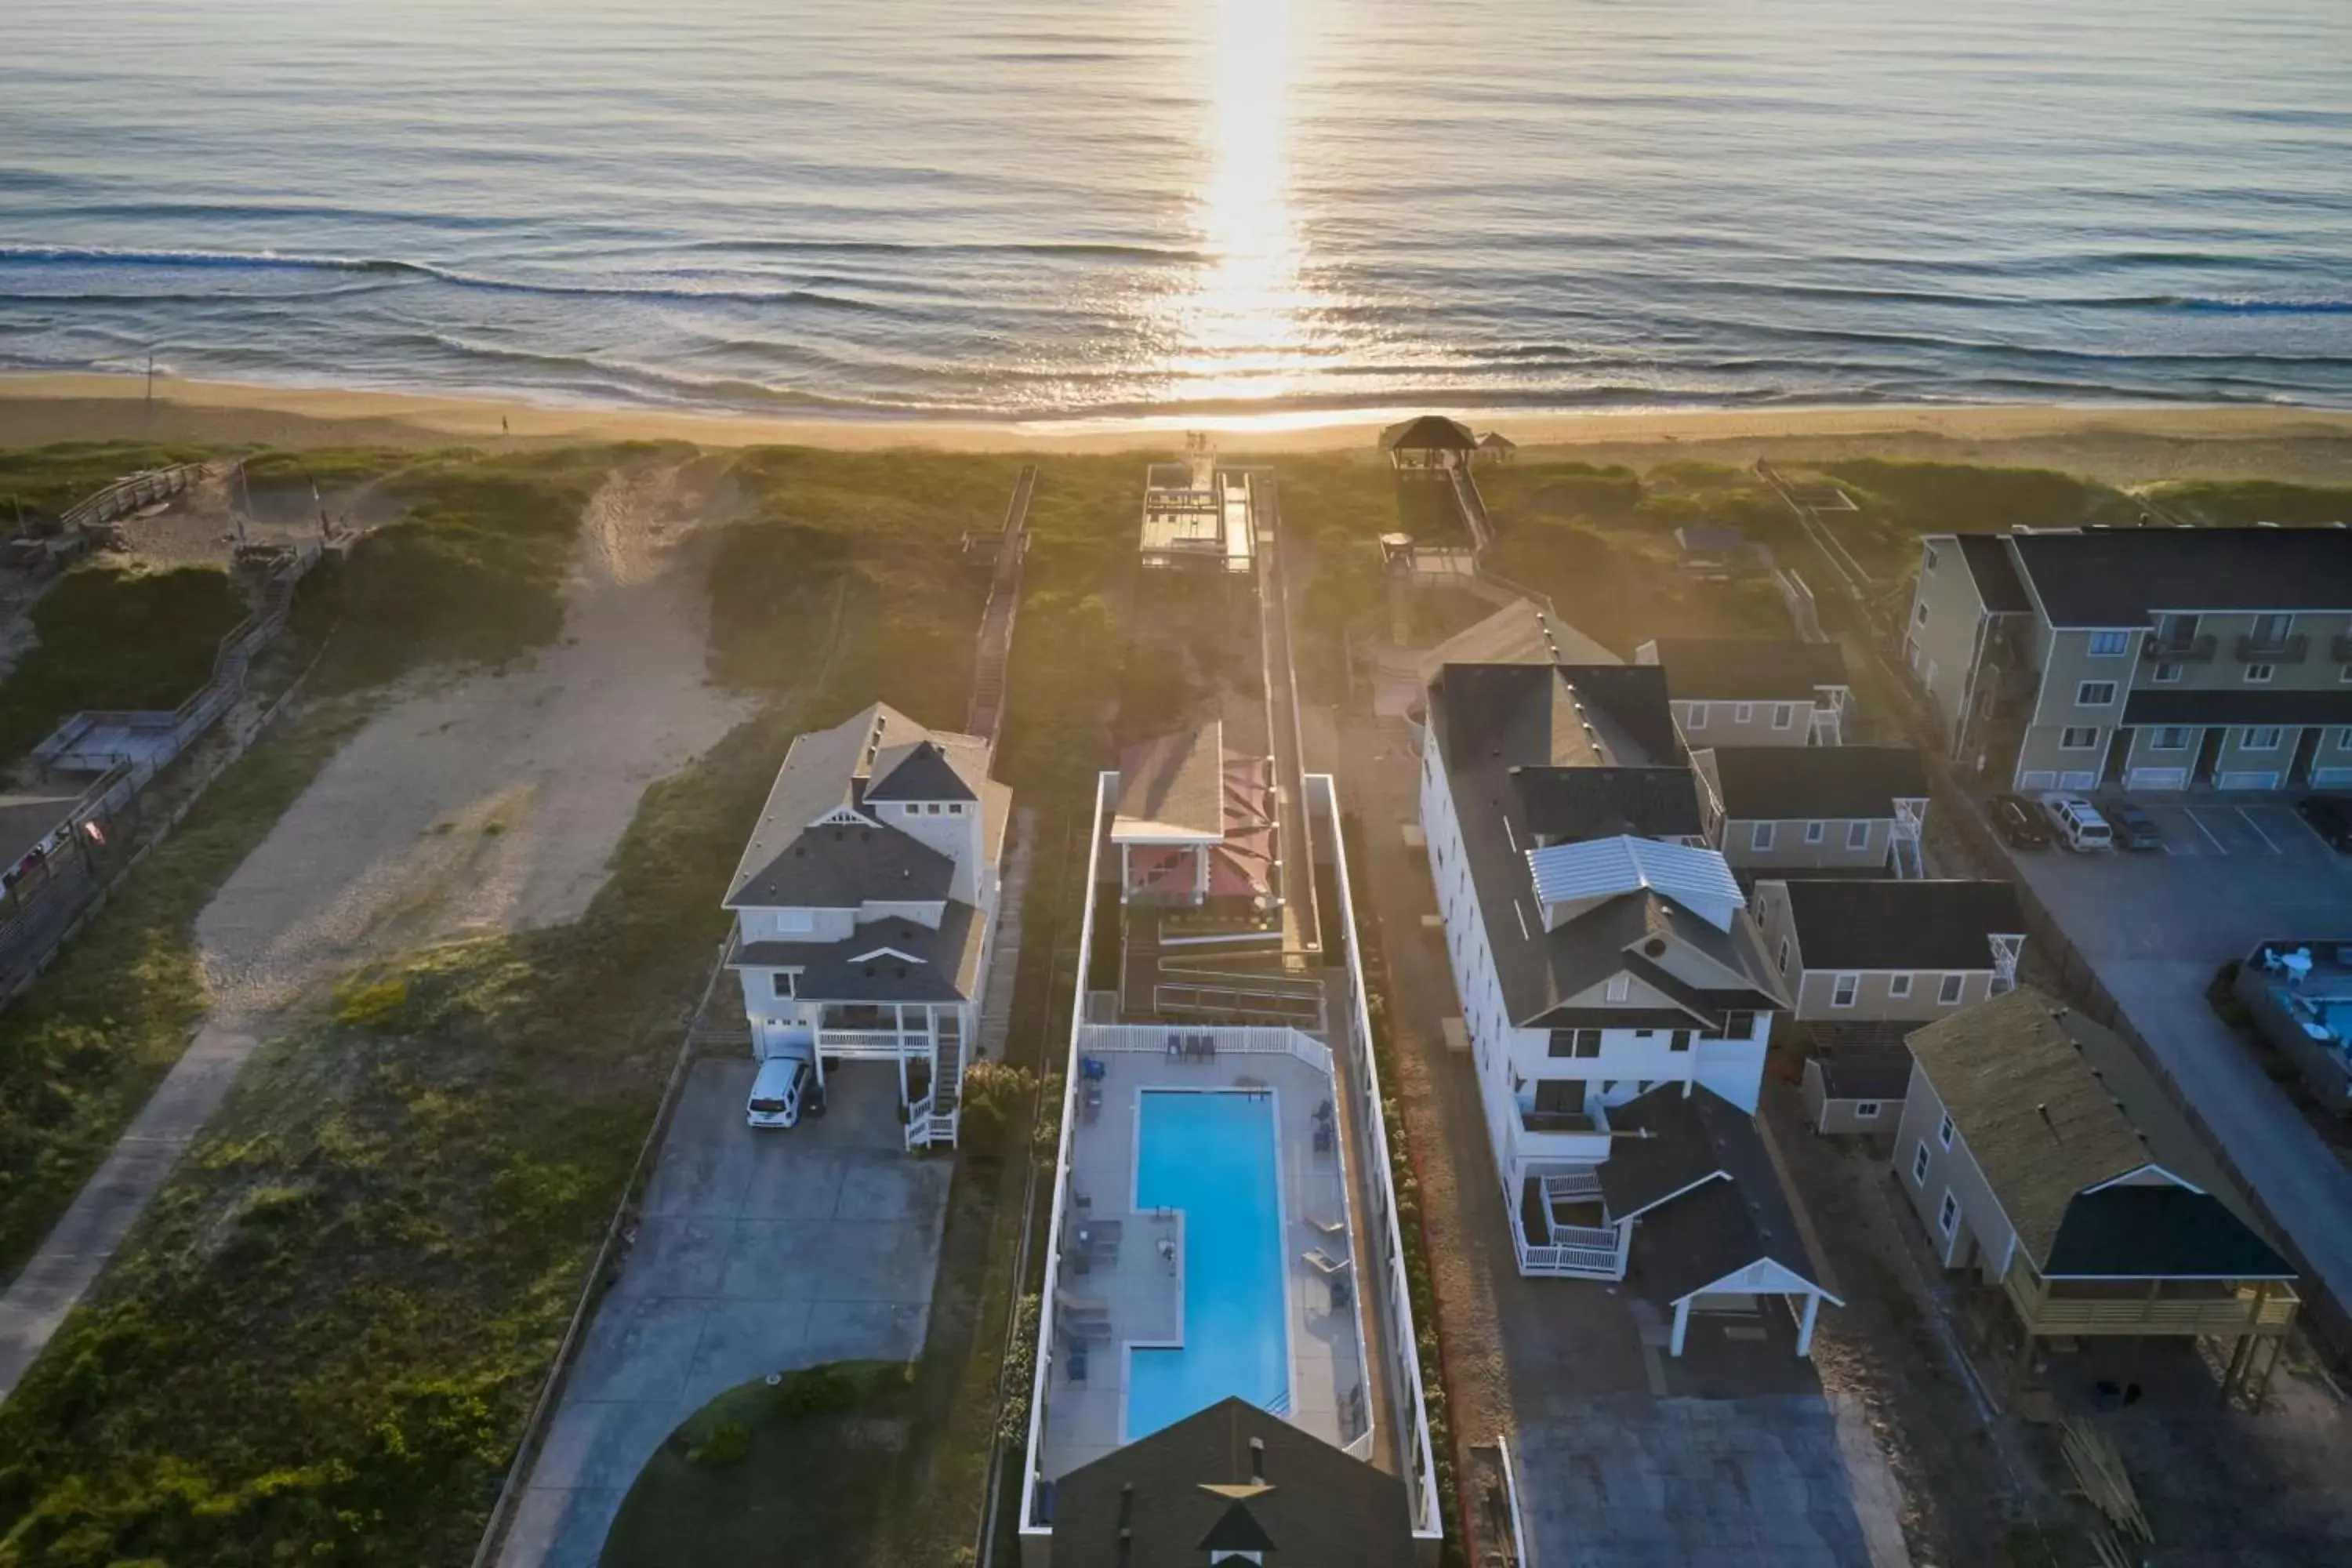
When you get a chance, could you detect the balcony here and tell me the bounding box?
[2002,1255,2298,1337]
[2234,633,2309,665]
[2141,633,2216,663]
[1515,1100,1612,1160]
[2333,633,2352,664]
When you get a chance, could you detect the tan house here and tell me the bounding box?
[1754,877,2024,1021]
[1902,526,2352,792]
[1636,637,1853,747]
[1692,746,1929,875]
[1897,988,2299,1401]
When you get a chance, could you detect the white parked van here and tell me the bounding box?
[2038,793,2114,853]
[746,1050,815,1130]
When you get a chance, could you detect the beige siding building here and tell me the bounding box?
[1635,637,1853,748]
[1691,746,1930,875]
[1755,877,2026,1022]
[1902,526,2352,793]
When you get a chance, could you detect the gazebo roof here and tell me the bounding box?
[1478,430,1518,450]
[1379,414,1478,452]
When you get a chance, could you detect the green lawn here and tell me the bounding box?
[0,443,216,525]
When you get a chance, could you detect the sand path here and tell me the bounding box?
[0,461,750,1398]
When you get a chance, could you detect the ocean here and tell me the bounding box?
[2,0,2348,421]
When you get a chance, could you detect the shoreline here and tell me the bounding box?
[4,371,2352,461]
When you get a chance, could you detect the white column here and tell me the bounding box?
[1194,842,1209,905]
[1796,1292,1820,1359]
[1670,1297,1690,1357]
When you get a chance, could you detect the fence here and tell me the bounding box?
[1074,1022,1332,1074]
[57,462,209,531]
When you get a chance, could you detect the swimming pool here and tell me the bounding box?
[1126,1089,1290,1441]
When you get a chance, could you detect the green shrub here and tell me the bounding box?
[687,1420,751,1467]
[957,1061,1036,1157]
[0,564,248,763]
[332,976,411,1030]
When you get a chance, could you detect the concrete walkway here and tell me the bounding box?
[0,1017,259,1397]
[495,1060,951,1568]
[976,808,1036,1062]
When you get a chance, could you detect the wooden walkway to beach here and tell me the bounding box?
[964,463,1034,742]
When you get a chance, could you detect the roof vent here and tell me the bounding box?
[1249,1436,1265,1482]
[1642,937,1668,957]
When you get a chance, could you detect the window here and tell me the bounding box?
[1534,1079,1588,1116]
[1777,937,1792,973]
[1855,1101,1883,1120]
[1773,703,1795,731]
[1733,702,1754,724]
[2341,663,2352,684]
[2153,661,2182,684]
[1911,1142,1931,1185]
[1915,601,1929,627]
[1803,820,1826,845]
[2245,663,2276,685]
[1669,1031,1692,1052]
[2076,681,2118,707]
[2151,726,2192,751]
[771,971,799,1000]
[1937,1111,1955,1149]
[1605,974,1631,1004]
[1721,1010,1759,1039]
[1831,974,1859,1008]
[1889,973,1913,999]
[2060,726,2100,750]
[1937,1190,1960,1239]
[1846,819,1871,851]
[1923,544,1940,572]
[2088,631,2131,657]
[775,908,815,935]
[2155,612,2199,647]
[2249,612,2293,648]
[1940,973,1965,1004]
[948,803,965,815]
[2243,725,2284,752]
[1687,702,1708,729]
[1751,821,1777,851]
[925,802,942,815]
[1549,1029,1602,1058]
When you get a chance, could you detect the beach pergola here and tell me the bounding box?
[1476,430,1519,463]
[1379,414,1479,474]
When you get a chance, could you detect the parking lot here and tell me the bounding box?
[1998,791,2352,1352]
[497,1059,951,1568]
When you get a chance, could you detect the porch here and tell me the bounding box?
[1511,1165,1630,1279]
[2002,1255,2299,1339]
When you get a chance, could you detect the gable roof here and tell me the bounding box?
[1380,413,1478,452]
[1701,745,1927,821]
[1599,1085,1836,1305]
[1778,879,2024,970]
[1478,430,1519,450]
[1641,638,1850,702]
[1433,662,1680,773]
[1050,1397,1416,1568]
[2009,526,2352,627]
[731,898,985,1003]
[1113,722,1226,840]
[726,702,1006,907]
[1416,601,1619,688]
[1906,987,2290,1276]
[1955,533,2032,615]
[2043,1186,2293,1279]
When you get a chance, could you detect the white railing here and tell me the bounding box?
[1540,1168,1602,1204]
[1516,1237,1624,1278]
[1497,1432,1535,1568]
[1074,1022,1332,1076]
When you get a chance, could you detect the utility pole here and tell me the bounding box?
[144,351,155,414]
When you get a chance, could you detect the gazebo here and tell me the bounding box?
[1379,414,1479,475]
[1475,430,1518,464]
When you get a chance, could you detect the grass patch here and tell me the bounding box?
[0,708,793,1567]
[295,448,616,690]
[0,443,216,524]
[0,564,251,764]
[2140,477,2352,528]
[0,699,369,1286]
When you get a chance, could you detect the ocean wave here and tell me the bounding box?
[0,244,899,311]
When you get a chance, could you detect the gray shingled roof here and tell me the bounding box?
[725,702,1005,907]
[1415,601,1619,689]
[1780,879,2024,971]
[1113,723,1226,840]
[1380,413,1477,451]
[1642,638,1850,702]
[1050,1397,1416,1568]
[2124,688,2352,727]
[731,899,985,1004]
[1702,745,1928,822]
[1513,766,1701,843]
[1955,533,2031,614]
[2010,526,2352,627]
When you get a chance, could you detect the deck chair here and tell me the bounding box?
[1303,1247,1352,1276]
[1308,1214,1347,1238]
[1056,1287,1112,1319]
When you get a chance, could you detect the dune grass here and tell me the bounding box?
[0,444,216,525]
[0,708,791,1568]
[0,563,251,764]
[2140,477,2352,527]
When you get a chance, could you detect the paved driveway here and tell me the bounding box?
[2003,797,2352,1334]
[497,1059,950,1568]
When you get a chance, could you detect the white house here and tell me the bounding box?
[1417,653,1835,1352]
[722,701,1011,1149]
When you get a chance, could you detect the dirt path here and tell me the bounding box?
[0,459,750,1399]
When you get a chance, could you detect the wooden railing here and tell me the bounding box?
[2005,1259,2298,1336]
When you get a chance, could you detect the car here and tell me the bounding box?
[2299,793,2352,854]
[746,1051,816,1130]
[2038,792,2114,852]
[2107,801,2163,851]
[1989,793,2051,850]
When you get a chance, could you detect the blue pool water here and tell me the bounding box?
[1127,1090,1288,1441]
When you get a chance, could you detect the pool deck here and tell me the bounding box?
[1039,1046,1370,1482]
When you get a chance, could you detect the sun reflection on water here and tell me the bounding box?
[1158,0,1323,402]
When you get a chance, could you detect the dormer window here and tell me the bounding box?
[771,971,799,1000]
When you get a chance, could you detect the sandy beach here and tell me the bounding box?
[3,372,2350,485]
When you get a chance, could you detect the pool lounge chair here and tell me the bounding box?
[1055,1287,1112,1319]
[1308,1214,1347,1238]
[1303,1247,1352,1276]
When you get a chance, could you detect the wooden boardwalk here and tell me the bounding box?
[964,463,1036,742]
